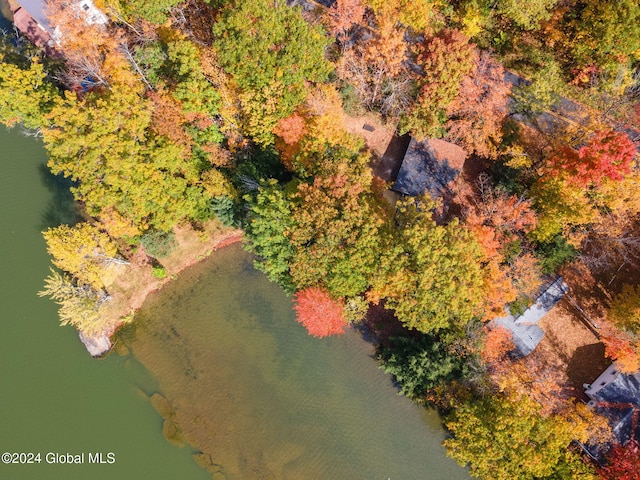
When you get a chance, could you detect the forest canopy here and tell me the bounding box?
[2,0,639,478]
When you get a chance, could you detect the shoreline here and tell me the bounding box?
[80,223,243,356]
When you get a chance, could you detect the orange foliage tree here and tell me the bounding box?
[601,328,640,373]
[47,0,135,89]
[274,85,363,171]
[336,16,411,115]
[464,174,541,316]
[493,356,572,415]
[148,89,193,155]
[445,52,511,158]
[273,113,307,146]
[326,0,365,38]
[481,325,514,364]
[468,177,538,246]
[293,287,347,338]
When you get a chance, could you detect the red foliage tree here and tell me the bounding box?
[545,130,636,187]
[293,287,347,338]
[598,440,640,480]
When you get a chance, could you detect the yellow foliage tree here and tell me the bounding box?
[42,222,122,291]
[366,0,434,33]
[445,393,600,479]
[609,284,640,334]
[38,270,105,335]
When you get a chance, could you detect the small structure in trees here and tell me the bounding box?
[9,0,55,50]
[584,364,640,456]
[393,137,466,198]
[9,0,107,50]
[393,137,466,217]
[492,277,569,357]
[287,0,335,10]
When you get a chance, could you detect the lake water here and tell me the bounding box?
[0,126,469,479]
[0,127,209,480]
[118,244,470,480]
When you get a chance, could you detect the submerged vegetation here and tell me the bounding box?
[2,0,640,477]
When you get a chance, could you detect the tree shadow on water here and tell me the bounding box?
[37,163,82,229]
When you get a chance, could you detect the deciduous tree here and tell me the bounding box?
[296,85,363,161]
[293,287,346,337]
[366,0,434,33]
[445,52,511,158]
[601,330,640,374]
[463,176,541,314]
[544,130,636,187]
[43,84,215,232]
[0,54,58,129]
[445,393,597,480]
[213,0,332,145]
[120,0,184,24]
[336,16,411,116]
[326,0,365,38]
[529,176,597,243]
[569,0,640,69]
[370,197,485,334]
[598,440,640,480]
[467,176,538,246]
[609,284,640,334]
[481,325,514,364]
[288,152,386,298]
[272,113,307,146]
[511,61,564,116]
[42,222,122,291]
[497,0,557,30]
[47,0,136,89]
[38,269,106,335]
[401,29,478,139]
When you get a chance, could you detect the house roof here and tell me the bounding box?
[586,364,640,406]
[286,0,335,10]
[494,316,545,358]
[393,138,464,199]
[514,278,569,325]
[585,364,640,455]
[12,6,52,47]
[489,277,569,357]
[14,0,52,33]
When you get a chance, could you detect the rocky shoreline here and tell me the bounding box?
[79,331,112,357]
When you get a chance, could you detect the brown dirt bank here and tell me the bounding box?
[94,220,242,348]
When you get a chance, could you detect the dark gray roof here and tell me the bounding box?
[393,138,461,199]
[14,0,52,32]
[588,368,640,406]
[494,315,545,358]
[585,365,640,455]
[514,278,569,325]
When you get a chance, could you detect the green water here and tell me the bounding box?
[121,245,470,480]
[0,126,468,479]
[0,128,209,480]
